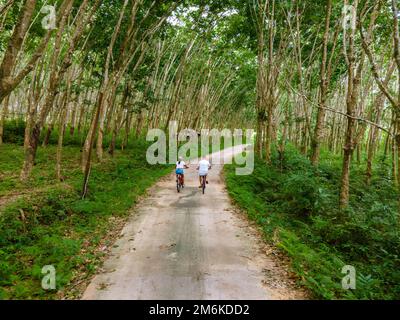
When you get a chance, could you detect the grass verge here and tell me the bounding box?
[224,144,400,299]
[0,140,171,299]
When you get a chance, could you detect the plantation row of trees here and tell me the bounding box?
[1,0,400,209]
[0,0,256,197]
[251,0,400,210]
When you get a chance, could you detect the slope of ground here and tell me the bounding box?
[224,145,400,299]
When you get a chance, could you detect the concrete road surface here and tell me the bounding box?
[82,146,302,300]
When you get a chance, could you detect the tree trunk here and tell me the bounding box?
[339,0,360,209]
[366,63,396,183]
[20,0,74,181]
[20,0,95,181]
[311,0,332,166]
[109,84,129,155]
[56,98,69,181]
[81,0,129,194]
[0,0,64,104]
[0,0,37,103]
[0,94,10,144]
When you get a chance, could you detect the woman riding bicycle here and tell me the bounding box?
[176,157,189,187]
[197,157,211,188]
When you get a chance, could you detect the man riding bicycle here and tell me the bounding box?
[197,157,211,188]
[176,157,189,187]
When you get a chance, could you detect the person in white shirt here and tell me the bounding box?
[176,157,189,187]
[197,157,211,188]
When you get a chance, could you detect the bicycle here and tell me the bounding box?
[200,175,207,194]
[176,173,184,193]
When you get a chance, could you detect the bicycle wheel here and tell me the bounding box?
[202,176,206,194]
[176,176,181,193]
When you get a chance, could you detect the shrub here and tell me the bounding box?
[3,119,26,145]
[225,144,400,299]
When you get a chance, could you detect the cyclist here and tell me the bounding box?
[176,157,189,187]
[197,157,211,188]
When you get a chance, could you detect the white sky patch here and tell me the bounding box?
[218,9,239,18]
[167,6,199,27]
[167,16,185,27]
[167,6,239,28]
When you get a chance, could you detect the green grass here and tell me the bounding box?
[0,139,172,299]
[0,120,246,300]
[225,144,400,299]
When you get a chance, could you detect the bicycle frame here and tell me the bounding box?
[201,175,207,194]
[176,174,184,193]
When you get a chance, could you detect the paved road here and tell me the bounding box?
[82,146,285,300]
